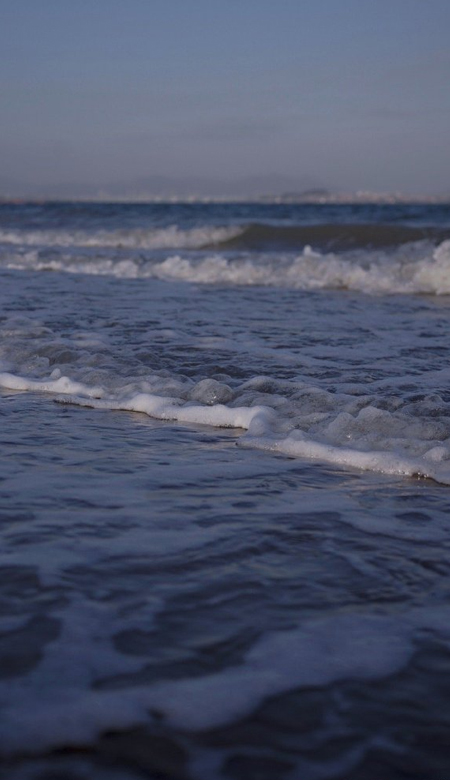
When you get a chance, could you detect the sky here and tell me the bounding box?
[1,0,450,196]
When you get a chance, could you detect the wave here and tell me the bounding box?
[0,222,447,253]
[211,222,449,251]
[0,224,242,250]
[5,240,450,295]
[150,240,450,294]
[2,370,450,485]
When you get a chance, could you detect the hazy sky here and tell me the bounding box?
[1,0,450,194]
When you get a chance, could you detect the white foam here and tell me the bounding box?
[150,240,450,295]
[0,372,104,398]
[145,610,416,730]
[0,224,242,250]
[57,391,276,433]
[144,603,450,731]
[244,430,450,484]
[3,361,450,484]
[4,239,450,296]
[54,393,450,484]
[2,604,449,753]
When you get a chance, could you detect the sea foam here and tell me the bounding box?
[2,603,450,750]
[3,238,450,295]
[2,368,450,484]
[0,224,242,250]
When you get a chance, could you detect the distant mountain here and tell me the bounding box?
[0,173,322,200]
[1,172,449,203]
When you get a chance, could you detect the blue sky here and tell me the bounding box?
[1,0,450,194]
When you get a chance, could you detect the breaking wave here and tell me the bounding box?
[0,222,447,253]
[4,240,450,296]
[2,365,450,485]
[0,224,242,250]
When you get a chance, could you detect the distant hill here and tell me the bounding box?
[1,175,447,203]
[0,173,322,201]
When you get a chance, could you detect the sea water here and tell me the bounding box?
[1,201,450,779]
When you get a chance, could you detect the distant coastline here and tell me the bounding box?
[1,190,449,205]
[1,173,449,206]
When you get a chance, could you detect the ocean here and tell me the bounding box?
[1,200,450,779]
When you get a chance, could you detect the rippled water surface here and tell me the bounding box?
[1,202,450,779]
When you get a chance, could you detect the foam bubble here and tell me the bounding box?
[0,372,105,398]
[188,378,234,405]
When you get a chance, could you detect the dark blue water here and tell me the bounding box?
[1,201,450,779]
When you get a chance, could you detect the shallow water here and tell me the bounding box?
[1,202,450,778]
